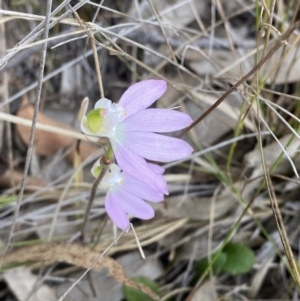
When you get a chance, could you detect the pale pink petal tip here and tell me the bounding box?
[117,189,155,220]
[105,192,130,231]
[119,79,167,116]
[147,163,165,175]
[111,139,169,194]
[122,132,194,162]
[122,173,164,202]
[119,108,193,133]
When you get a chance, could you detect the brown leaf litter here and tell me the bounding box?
[0,154,45,189]
[16,96,98,164]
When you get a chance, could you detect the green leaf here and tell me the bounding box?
[222,243,255,275]
[195,252,227,280]
[87,109,103,133]
[124,277,159,301]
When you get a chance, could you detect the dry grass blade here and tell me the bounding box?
[264,172,300,289]
[1,243,158,300]
[0,111,94,141]
[0,0,14,190]
[0,0,90,68]
[3,0,53,267]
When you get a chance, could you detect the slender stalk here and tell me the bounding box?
[80,145,113,241]
[79,162,109,241]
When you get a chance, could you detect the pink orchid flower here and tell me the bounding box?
[81,80,193,194]
[92,161,164,230]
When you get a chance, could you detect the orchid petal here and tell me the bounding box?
[119,132,193,162]
[119,109,193,132]
[94,98,112,109]
[147,163,165,175]
[119,80,167,116]
[111,138,168,194]
[122,173,164,202]
[105,192,130,231]
[79,97,89,121]
[80,116,97,136]
[117,188,155,219]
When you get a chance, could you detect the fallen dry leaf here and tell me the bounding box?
[0,168,45,189]
[1,243,159,300]
[154,191,236,221]
[191,280,217,301]
[0,155,44,189]
[16,96,99,164]
[243,133,300,174]
[4,267,56,301]
[56,270,124,301]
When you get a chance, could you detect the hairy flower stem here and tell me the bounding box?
[80,144,113,242]
[103,145,114,163]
